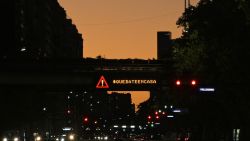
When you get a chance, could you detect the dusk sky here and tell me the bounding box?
[58,0,199,108]
[58,0,199,59]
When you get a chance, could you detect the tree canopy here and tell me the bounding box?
[174,0,250,84]
[173,0,250,139]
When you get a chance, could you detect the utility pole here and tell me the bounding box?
[184,0,191,32]
[185,0,187,10]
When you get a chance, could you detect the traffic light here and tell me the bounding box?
[147,115,152,120]
[176,80,181,86]
[83,116,89,124]
[191,80,196,86]
[155,115,160,119]
[175,79,197,86]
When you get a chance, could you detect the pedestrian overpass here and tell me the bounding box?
[0,59,170,91]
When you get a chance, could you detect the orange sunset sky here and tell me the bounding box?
[59,0,199,59]
[58,0,199,109]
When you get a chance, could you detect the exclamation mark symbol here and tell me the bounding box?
[101,80,104,86]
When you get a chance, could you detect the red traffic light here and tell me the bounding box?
[176,80,181,86]
[147,115,152,120]
[191,80,196,86]
[83,117,88,122]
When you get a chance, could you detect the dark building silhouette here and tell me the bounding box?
[0,0,83,135]
[157,31,173,60]
[1,0,83,60]
[108,92,135,124]
[73,91,135,125]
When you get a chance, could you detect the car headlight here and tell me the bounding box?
[69,134,74,140]
[36,136,41,141]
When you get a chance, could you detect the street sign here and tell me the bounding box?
[199,88,215,92]
[96,75,109,89]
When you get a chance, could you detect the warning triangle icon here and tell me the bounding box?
[96,75,109,89]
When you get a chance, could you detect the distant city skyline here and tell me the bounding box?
[58,0,199,107]
[58,0,199,59]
